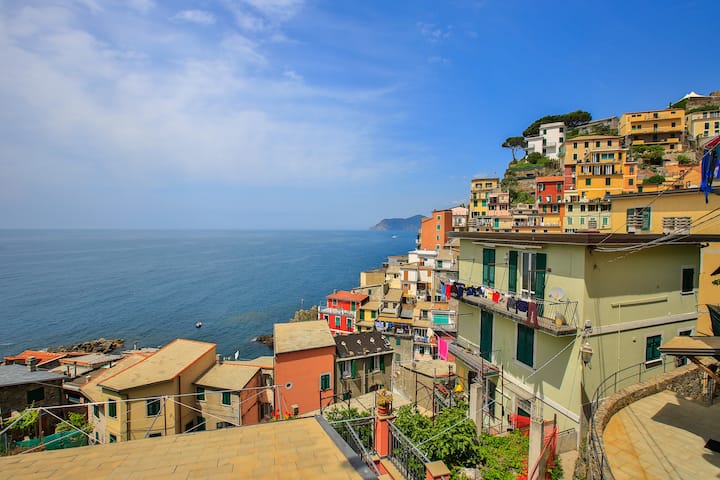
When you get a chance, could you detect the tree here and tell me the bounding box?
[502,136,526,161]
[643,174,665,185]
[55,412,92,434]
[630,145,665,165]
[522,110,592,137]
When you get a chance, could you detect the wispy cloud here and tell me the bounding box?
[417,22,452,42]
[173,10,216,26]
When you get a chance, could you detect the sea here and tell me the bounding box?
[0,230,417,360]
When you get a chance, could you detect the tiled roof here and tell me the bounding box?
[327,290,368,302]
[274,320,335,354]
[384,289,403,302]
[99,339,215,392]
[0,417,371,479]
[334,332,392,359]
[58,353,125,367]
[0,364,66,388]
[194,363,260,391]
[360,301,381,311]
[81,354,149,402]
[3,350,68,366]
[234,356,274,369]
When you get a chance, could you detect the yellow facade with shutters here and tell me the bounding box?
[564,135,632,200]
[686,110,720,145]
[619,109,686,152]
[610,189,720,336]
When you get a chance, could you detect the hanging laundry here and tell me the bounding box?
[517,299,529,313]
[445,283,452,299]
[486,289,493,300]
[476,286,484,296]
[457,285,465,297]
[507,296,517,312]
[701,137,720,203]
[527,301,538,327]
[492,291,500,303]
[467,286,476,296]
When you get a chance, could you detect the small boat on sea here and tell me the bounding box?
[391,235,398,239]
[195,321,203,328]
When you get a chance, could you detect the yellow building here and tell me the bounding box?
[563,135,632,200]
[619,108,686,152]
[686,109,720,149]
[469,177,500,231]
[194,361,268,430]
[609,188,720,336]
[83,339,217,443]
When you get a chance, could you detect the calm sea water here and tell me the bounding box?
[0,230,416,359]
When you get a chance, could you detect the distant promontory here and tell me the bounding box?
[369,215,426,231]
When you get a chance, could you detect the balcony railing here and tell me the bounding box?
[329,417,381,477]
[456,289,578,336]
[320,306,358,318]
[388,421,431,480]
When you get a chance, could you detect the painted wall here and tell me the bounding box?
[274,346,335,415]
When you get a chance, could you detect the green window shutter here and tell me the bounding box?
[517,324,534,367]
[380,355,385,372]
[482,249,496,287]
[320,373,330,391]
[508,251,518,294]
[350,360,357,378]
[641,207,651,231]
[533,253,547,301]
[197,387,205,400]
[480,310,493,361]
[395,337,400,346]
[222,392,231,405]
[108,400,117,418]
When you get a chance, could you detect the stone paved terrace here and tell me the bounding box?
[603,390,720,479]
[0,417,368,480]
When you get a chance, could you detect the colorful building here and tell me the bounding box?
[449,231,719,439]
[83,339,217,443]
[319,291,369,334]
[420,209,453,251]
[273,320,336,415]
[469,177,500,231]
[686,109,720,149]
[451,206,468,232]
[333,331,393,399]
[194,360,270,429]
[609,188,720,336]
[619,108,686,152]
[563,135,632,200]
[562,193,612,232]
[535,176,565,231]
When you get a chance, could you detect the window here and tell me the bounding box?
[538,183,545,191]
[335,316,340,327]
[320,373,331,391]
[436,224,441,230]
[626,207,651,232]
[567,205,573,212]
[681,267,694,294]
[572,153,578,160]
[323,314,329,321]
[584,141,589,148]
[585,178,591,186]
[109,434,117,443]
[346,318,352,330]
[607,140,612,146]
[222,392,232,405]
[196,416,206,431]
[605,178,611,186]
[595,141,601,148]
[567,217,573,225]
[395,337,401,346]
[436,215,441,220]
[27,387,45,403]
[482,248,495,287]
[572,142,578,148]
[521,252,546,299]
[645,335,662,364]
[108,400,117,418]
[146,399,161,417]
[196,387,205,400]
[517,324,534,367]
[629,179,634,186]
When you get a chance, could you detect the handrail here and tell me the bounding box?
[388,421,430,480]
[586,356,674,479]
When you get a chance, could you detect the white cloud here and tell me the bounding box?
[173,10,216,26]
[417,22,452,41]
[0,3,399,200]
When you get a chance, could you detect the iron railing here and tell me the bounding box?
[388,421,431,480]
[586,357,674,480]
[329,417,381,477]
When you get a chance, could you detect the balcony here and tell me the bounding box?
[456,290,578,337]
[320,306,358,318]
[448,340,499,375]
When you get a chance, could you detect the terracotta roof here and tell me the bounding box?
[327,290,369,302]
[4,350,68,366]
[274,320,335,354]
[99,339,215,392]
[0,417,371,479]
[384,289,403,302]
[194,363,260,391]
[334,332,392,358]
[59,353,124,367]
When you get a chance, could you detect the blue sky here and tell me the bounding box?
[1,0,719,229]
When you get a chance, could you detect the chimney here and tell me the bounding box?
[26,356,38,372]
[216,354,223,365]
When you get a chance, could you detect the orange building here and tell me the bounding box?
[420,209,452,251]
[273,321,336,416]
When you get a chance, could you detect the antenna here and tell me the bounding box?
[547,287,566,301]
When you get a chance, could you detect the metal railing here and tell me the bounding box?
[586,356,674,480]
[329,417,381,477]
[388,421,431,480]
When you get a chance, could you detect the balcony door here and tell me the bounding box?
[480,310,493,361]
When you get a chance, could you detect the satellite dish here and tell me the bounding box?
[548,287,565,301]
